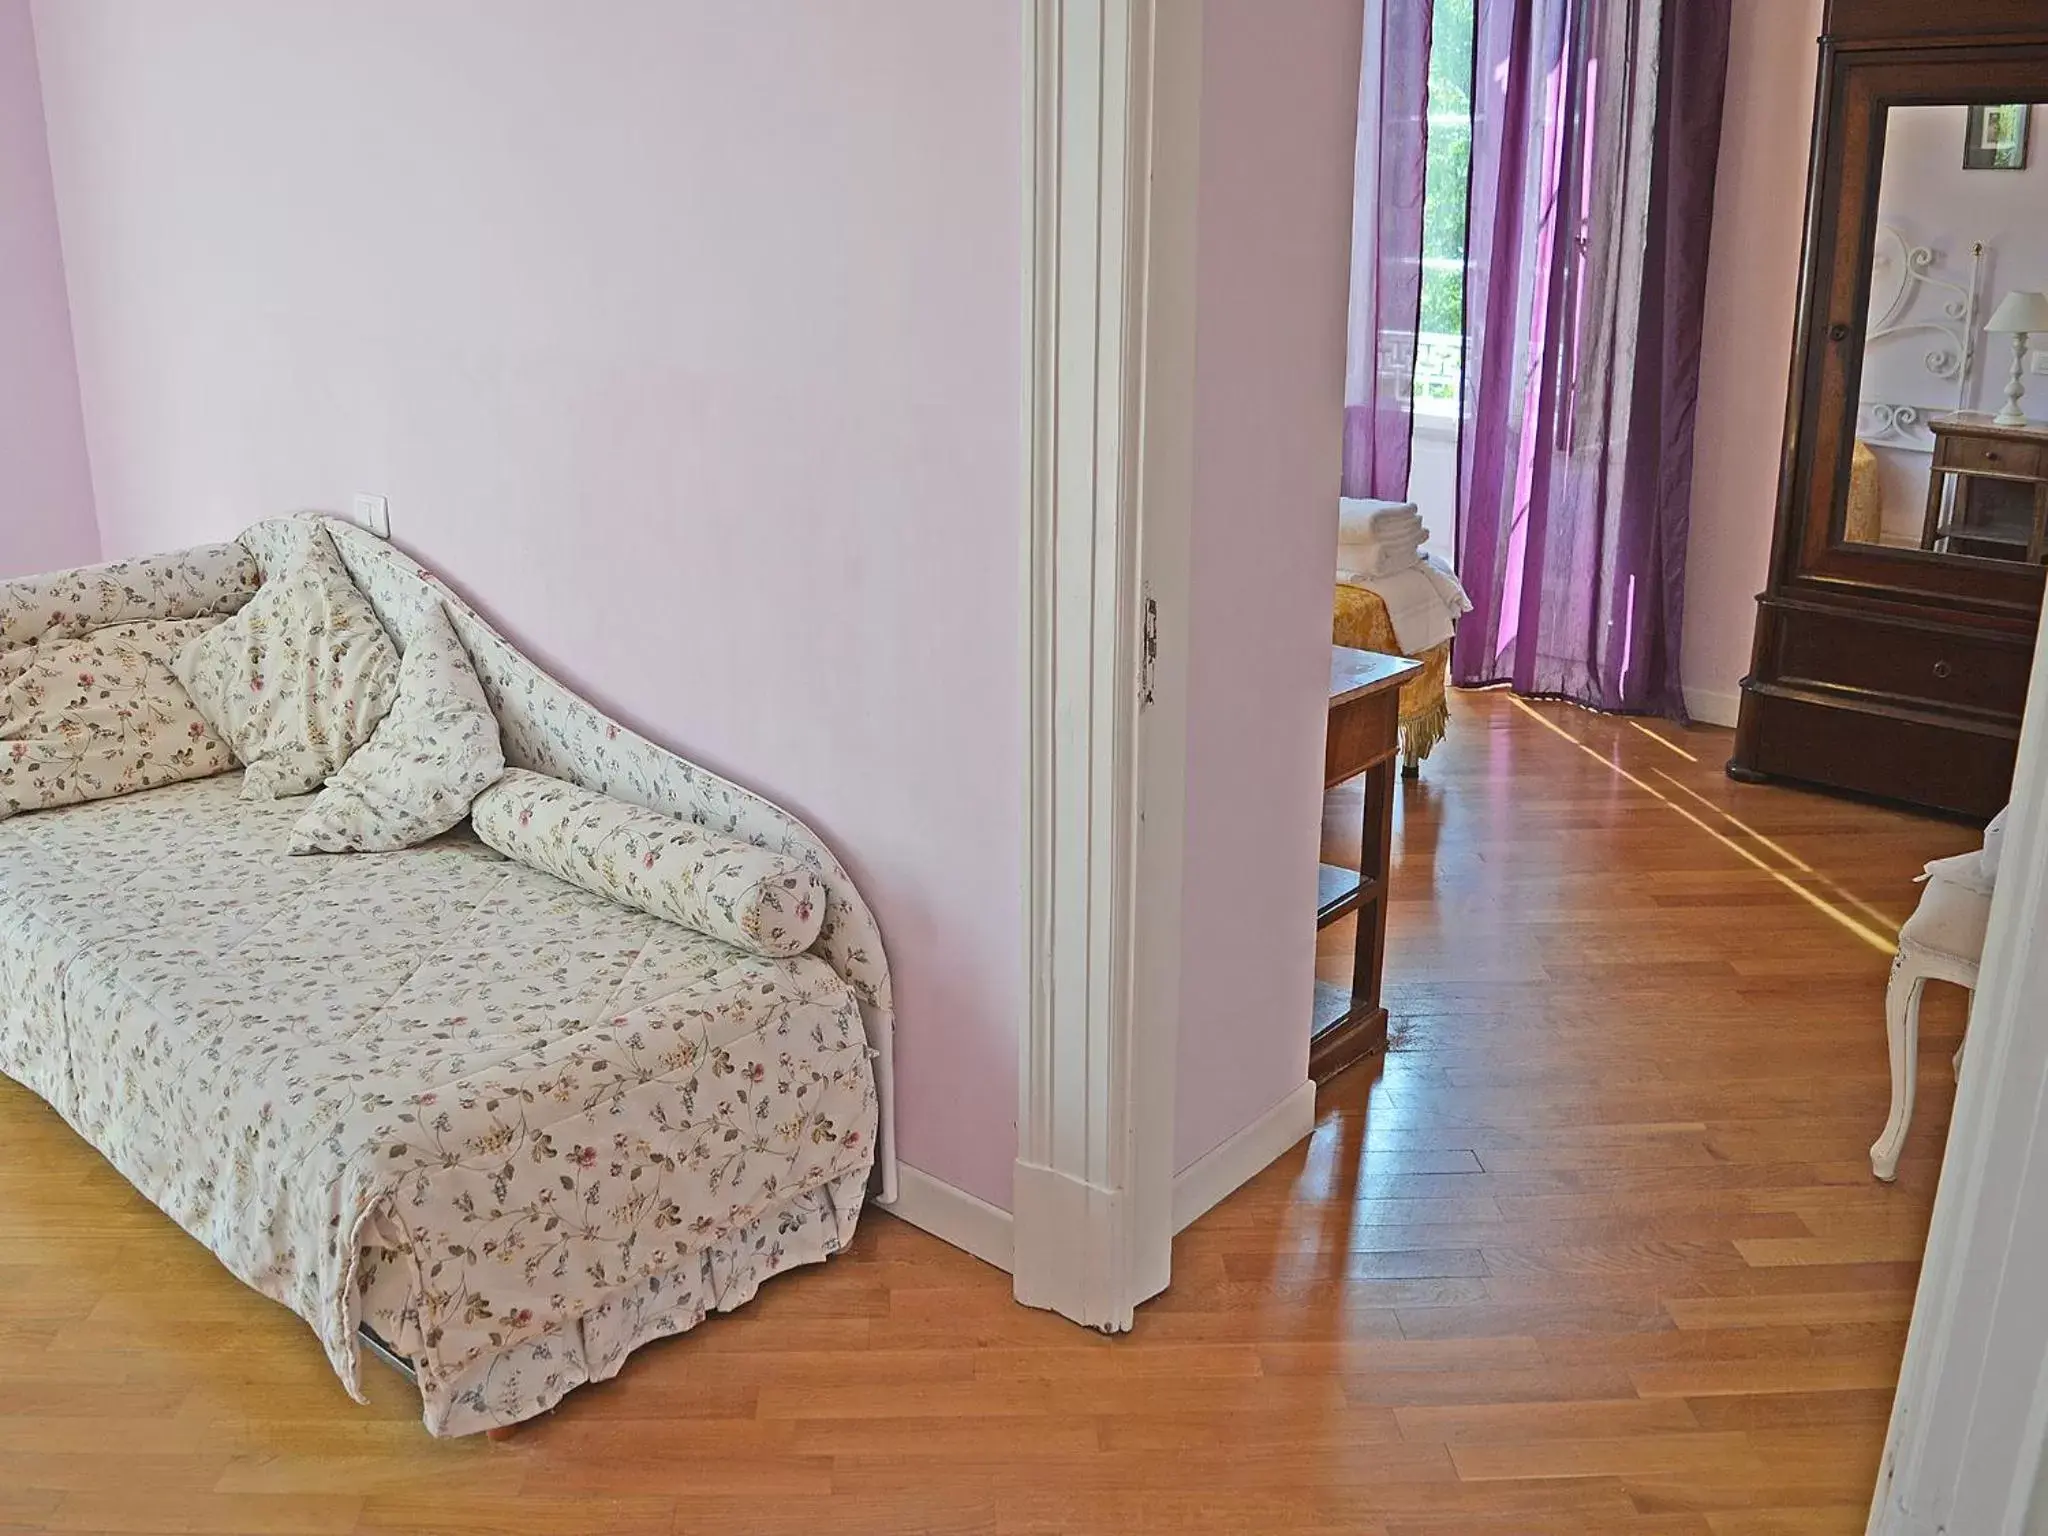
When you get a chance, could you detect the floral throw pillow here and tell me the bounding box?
[469,768,827,958]
[287,597,506,854]
[1,618,237,820]
[173,521,400,799]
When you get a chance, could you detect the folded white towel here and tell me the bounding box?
[1415,551,1469,617]
[1365,506,1423,532]
[1337,497,1422,544]
[1360,528,1423,556]
[1350,517,1425,551]
[1338,536,1428,580]
[1336,552,1473,654]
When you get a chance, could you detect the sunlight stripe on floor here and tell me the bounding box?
[1507,696,1897,956]
[1646,765,1906,936]
[1626,718,1700,763]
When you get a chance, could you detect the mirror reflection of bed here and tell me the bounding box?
[1848,101,2048,565]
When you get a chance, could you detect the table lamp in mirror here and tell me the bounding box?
[1985,289,2048,427]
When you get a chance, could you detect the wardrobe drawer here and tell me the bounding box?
[1935,432,2046,480]
[1739,685,2016,820]
[1772,607,2031,719]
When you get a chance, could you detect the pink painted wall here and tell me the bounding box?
[1174,0,1363,1173]
[1680,0,1824,725]
[0,0,95,579]
[32,1,1023,1209]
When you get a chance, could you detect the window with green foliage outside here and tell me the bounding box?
[1418,0,1473,412]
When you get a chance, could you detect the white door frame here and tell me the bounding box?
[1012,0,1200,1329]
[1869,609,2048,1533]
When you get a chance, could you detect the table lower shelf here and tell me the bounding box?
[1317,863,1380,927]
[1310,979,1388,1083]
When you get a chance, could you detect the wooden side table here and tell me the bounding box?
[1920,412,2048,563]
[1312,646,1421,1083]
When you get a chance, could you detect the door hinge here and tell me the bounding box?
[1139,591,1159,707]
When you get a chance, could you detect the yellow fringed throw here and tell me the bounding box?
[1332,582,1454,771]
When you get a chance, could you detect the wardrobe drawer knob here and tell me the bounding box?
[1933,660,1953,680]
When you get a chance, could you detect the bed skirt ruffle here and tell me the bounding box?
[360,1167,869,1436]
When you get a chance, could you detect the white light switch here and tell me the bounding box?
[2030,351,2048,377]
[352,493,391,539]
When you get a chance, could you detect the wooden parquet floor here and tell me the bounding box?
[0,691,1977,1534]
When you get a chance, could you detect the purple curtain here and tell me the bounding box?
[1449,0,1730,718]
[1342,0,1433,501]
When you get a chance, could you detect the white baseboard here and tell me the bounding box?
[885,1162,1014,1273]
[1684,684,1741,729]
[1170,1079,1317,1233]
[886,1080,1319,1275]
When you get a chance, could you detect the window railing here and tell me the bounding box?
[1375,330,1465,415]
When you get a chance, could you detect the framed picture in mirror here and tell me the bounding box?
[1964,103,2031,169]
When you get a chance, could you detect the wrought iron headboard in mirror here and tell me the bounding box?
[1855,225,1984,450]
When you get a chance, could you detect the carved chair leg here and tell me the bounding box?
[1871,951,1926,1182]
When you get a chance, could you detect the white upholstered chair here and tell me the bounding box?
[1870,812,2005,1182]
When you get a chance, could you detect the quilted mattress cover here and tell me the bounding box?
[0,772,877,1434]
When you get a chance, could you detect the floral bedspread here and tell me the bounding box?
[0,773,876,1434]
[266,517,901,1203]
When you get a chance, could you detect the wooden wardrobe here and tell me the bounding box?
[1729,0,2048,819]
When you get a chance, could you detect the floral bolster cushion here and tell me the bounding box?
[288,595,506,854]
[1,618,237,819]
[174,520,401,800]
[0,542,257,652]
[470,768,827,958]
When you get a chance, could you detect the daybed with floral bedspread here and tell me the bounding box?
[0,516,895,1437]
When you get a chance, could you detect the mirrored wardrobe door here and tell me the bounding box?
[1845,102,2048,567]
[1730,4,2048,820]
